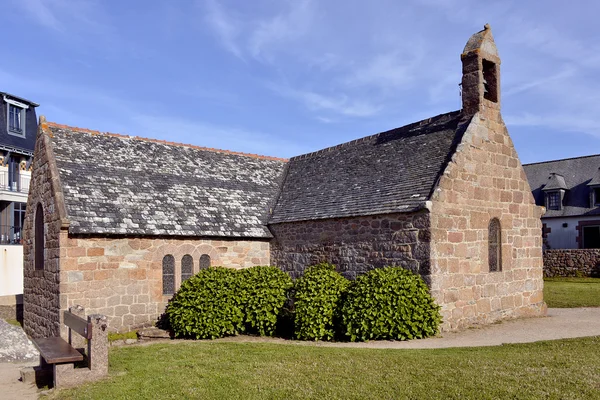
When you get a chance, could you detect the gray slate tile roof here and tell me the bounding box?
[269,111,468,224]
[524,154,600,218]
[48,125,287,238]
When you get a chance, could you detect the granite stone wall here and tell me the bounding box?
[270,211,431,280]
[543,249,600,277]
[429,111,546,331]
[58,235,270,333]
[23,121,64,338]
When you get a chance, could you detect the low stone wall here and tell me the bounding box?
[543,249,600,277]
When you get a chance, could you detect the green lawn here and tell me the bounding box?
[544,277,600,308]
[48,337,600,400]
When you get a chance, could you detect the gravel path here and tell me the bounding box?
[0,308,599,399]
[210,307,600,349]
[0,319,40,399]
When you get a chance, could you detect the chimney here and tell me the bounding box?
[461,24,501,116]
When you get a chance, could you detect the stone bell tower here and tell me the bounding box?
[461,24,501,116]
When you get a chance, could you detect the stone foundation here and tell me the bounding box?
[270,211,431,280]
[543,249,600,277]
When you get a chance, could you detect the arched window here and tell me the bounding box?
[488,218,502,272]
[199,254,211,270]
[34,203,44,270]
[181,254,193,282]
[162,255,175,295]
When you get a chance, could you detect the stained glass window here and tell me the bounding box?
[162,255,175,295]
[181,254,193,282]
[199,254,211,270]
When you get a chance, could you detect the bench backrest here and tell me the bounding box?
[63,310,93,340]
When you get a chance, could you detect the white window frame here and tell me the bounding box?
[4,96,28,138]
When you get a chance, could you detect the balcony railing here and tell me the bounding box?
[0,171,30,193]
[0,225,23,245]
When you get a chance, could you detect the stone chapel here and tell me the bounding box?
[23,25,546,337]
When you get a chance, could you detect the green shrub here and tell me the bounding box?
[294,263,349,341]
[238,266,293,336]
[341,267,441,342]
[166,267,243,339]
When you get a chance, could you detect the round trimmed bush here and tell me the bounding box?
[341,267,441,342]
[293,263,349,341]
[166,267,243,339]
[238,266,293,336]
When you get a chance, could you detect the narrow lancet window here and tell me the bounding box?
[34,203,44,270]
[181,254,193,282]
[488,218,502,272]
[162,255,175,295]
[199,254,211,270]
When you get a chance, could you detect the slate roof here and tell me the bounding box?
[523,154,600,218]
[542,173,567,191]
[269,111,469,224]
[47,124,287,238]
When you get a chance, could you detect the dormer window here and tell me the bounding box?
[593,187,600,207]
[546,191,561,210]
[4,96,29,138]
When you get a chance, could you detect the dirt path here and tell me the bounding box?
[1,308,599,399]
[0,362,39,400]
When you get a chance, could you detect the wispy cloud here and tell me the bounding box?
[504,67,575,97]
[130,114,307,158]
[271,85,381,117]
[17,0,63,31]
[505,112,600,138]
[203,0,244,59]
[15,0,112,35]
[248,0,315,61]
[342,49,424,91]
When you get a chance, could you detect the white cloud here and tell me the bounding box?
[130,114,307,158]
[503,67,575,98]
[17,0,63,31]
[203,0,244,59]
[248,0,315,60]
[271,85,381,117]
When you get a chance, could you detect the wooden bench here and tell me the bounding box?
[30,305,108,388]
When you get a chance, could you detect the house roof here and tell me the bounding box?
[269,111,469,224]
[523,154,600,218]
[46,123,287,238]
[542,173,567,191]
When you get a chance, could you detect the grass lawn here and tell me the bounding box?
[47,337,600,400]
[544,277,600,308]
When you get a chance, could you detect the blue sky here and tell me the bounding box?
[1,0,598,162]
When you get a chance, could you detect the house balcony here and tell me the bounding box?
[0,170,30,202]
[0,225,22,245]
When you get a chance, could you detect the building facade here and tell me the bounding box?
[0,92,38,318]
[524,154,600,249]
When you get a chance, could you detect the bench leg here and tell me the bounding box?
[53,363,75,388]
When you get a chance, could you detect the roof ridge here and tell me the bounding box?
[44,121,288,162]
[523,153,600,166]
[289,110,461,161]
